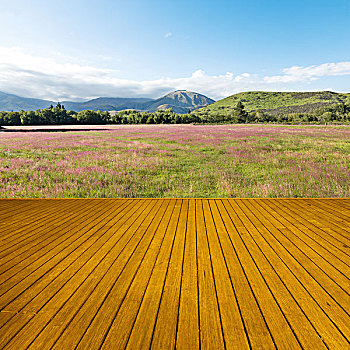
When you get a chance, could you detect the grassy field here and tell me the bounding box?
[0,124,349,198]
[197,91,350,114]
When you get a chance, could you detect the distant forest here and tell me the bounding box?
[1,101,350,126]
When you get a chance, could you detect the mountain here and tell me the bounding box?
[0,90,214,114]
[62,97,153,112]
[197,91,350,115]
[0,91,53,111]
[141,90,215,113]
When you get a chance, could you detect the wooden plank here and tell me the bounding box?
[72,199,169,350]
[0,199,112,302]
[0,311,16,332]
[264,199,350,264]
[202,199,249,349]
[31,199,174,350]
[149,199,188,349]
[252,199,350,292]
[223,199,302,349]
[176,199,200,349]
[0,199,98,301]
[2,199,135,313]
[306,199,350,218]
[1,199,157,349]
[329,198,350,211]
[304,199,350,234]
[0,199,44,219]
[0,199,80,238]
[0,313,34,347]
[0,198,348,350]
[0,199,81,248]
[0,200,123,269]
[234,199,329,349]
[293,199,350,232]
[0,201,83,265]
[261,199,350,270]
[212,200,275,349]
[0,199,57,217]
[0,199,129,341]
[0,199,95,273]
[233,199,350,349]
[195,199,225,349]
[100,199,179,349]
[283,199,350,246]
[123,199,184,349]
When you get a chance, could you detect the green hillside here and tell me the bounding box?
[198,91,350,115]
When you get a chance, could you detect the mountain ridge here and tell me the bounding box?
[0,90,215,114]
[139,90,215,114]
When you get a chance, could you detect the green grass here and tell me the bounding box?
[198,91,350,113]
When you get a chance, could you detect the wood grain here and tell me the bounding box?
[0,199,349,349]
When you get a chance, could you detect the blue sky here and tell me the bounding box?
[0,0,349,100]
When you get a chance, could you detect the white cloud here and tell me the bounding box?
[234,73,251,82]
[264,62,350,84]
[165,32,172,38]
[0,46,349,101]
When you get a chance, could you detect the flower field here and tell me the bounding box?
[0,124,349,198]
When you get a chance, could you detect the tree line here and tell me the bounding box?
[1,101,350,127]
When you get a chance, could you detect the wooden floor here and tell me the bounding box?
[0,199,349,349]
